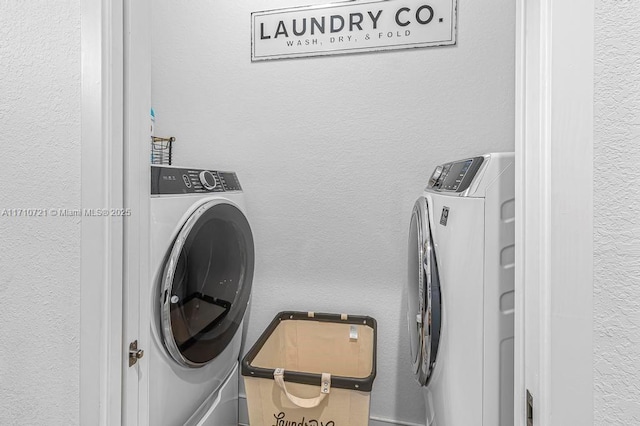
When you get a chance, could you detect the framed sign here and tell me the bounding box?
[251,0,457,61]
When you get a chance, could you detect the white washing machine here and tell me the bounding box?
[406,153,515,426]
[150,165,254,426]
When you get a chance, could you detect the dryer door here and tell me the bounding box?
[160,200,254,367]
[407,196,442,386]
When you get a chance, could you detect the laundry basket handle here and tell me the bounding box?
[273,369,331,409]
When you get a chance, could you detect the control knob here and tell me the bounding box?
[199,171,217,190]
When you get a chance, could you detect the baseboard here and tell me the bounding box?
[238,394,422,426]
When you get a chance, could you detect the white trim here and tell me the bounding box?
[122,0,152,424]
[515,0,594,425]
[513,0,525,422]
[80,1,124,425]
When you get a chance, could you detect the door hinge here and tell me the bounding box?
[526,389,534,426]
[129,340,144,367]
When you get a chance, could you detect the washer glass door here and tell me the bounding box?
[160,200,254,367]
[407,196,442,385]
[407,202,425,379]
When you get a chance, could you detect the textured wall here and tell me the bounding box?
[0,1,81,424]
[594,1,640,424]
[151,0,514,423]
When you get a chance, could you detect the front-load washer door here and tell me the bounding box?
[160,200,254,367]
[407,196,442,386]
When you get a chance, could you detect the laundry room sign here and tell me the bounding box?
[251,0,457,61]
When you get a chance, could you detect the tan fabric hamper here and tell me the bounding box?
[241,311,377,426]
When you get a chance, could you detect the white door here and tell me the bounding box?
[122,0,152,424]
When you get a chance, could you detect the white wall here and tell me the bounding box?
[594,1,640,424]
[152,1,514,423]
[0,2,81,424]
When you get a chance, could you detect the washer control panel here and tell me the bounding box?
[151,165,242,195]
[426,156,484,193]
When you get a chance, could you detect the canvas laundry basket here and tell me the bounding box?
[241,311,377,426]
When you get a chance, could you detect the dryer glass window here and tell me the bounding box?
[426,227,442,371]
[407,197,443,386]
[407,210,423,369]
[161,202,254,367]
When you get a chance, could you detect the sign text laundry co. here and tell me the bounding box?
[251,0,457,61]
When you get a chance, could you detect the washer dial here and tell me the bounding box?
[199,171,217,190]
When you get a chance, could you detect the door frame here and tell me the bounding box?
[83,0,595,424]
[122,0,152,424]
[80,1,125,424]
[80,0,151,424]
[514,0,594,425]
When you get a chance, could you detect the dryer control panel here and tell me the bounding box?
[426,156,485,193]
[151,165,242,195]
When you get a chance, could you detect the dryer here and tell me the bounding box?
[149,165,254,426]
[406,153,515,426]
